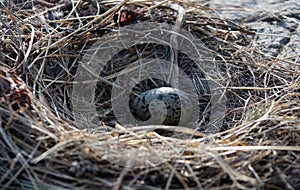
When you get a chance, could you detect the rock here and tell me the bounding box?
[206,0,300,60]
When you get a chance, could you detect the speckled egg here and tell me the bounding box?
[132,87,193,126]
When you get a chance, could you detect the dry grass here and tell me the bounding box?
[1,0,300,189]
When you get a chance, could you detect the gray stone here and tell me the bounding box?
[205,0,300,62]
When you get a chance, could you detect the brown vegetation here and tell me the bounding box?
[0,0,299,189]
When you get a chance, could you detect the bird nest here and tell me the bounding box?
[1,0,300,189]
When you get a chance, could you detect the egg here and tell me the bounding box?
[132,87,193,126]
